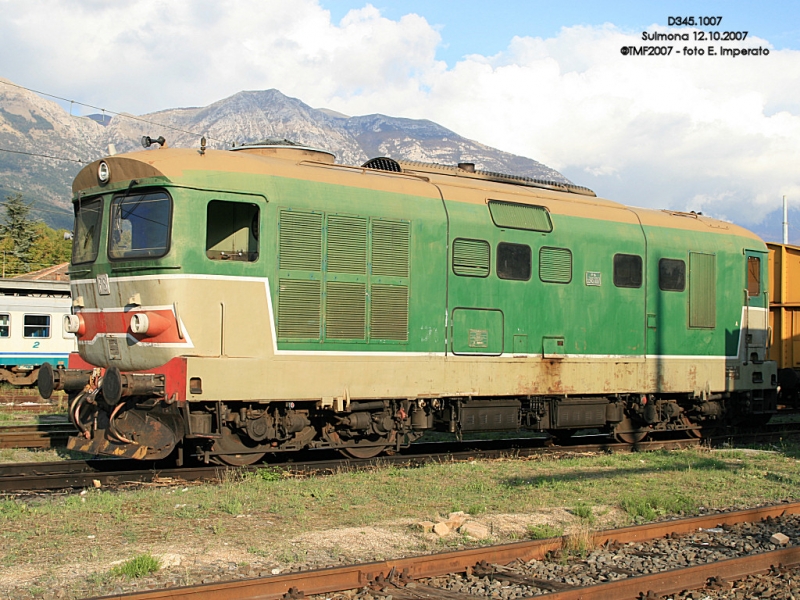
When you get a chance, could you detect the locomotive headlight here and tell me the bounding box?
[129,312,171,337]
[63,314,85,336]
[130,313,150,335]
[98,161,110,184]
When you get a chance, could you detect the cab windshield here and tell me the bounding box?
[108,190,172,260]
[72,198,103,265]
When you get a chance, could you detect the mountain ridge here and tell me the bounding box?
[0,79,571,229]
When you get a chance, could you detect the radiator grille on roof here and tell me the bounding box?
[362,157,403,172]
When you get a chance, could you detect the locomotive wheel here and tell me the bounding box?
[339,442,387,459]
[613,417,649,444]
[212,429,266,466]
[550,429,577,445]
[338,432,395,459]
[681,415,703,439]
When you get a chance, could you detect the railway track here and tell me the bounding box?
[0,396,65,413]
[80,502,800,600]
[1,436,704,492]
[0,421,796,493]
[0,420,74,449]
[3,424,800,493]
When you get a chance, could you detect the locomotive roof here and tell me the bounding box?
[72,146,763,243]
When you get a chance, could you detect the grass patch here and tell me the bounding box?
[527,523,563,539]
[619,492,696,522]
[110,553,161,579]
[571,502,595,524]
[563,526,596,558]
[257,467,285,482]
[2,442,800,597]
[219,497,243,515]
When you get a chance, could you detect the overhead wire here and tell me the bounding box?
[0,80,233,146]
[0,146,87,164]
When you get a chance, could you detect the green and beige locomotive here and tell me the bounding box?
[38,140,777,464]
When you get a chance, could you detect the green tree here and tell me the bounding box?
[0,193,38,274]
[29,222,72,270]
[0,194,71,277]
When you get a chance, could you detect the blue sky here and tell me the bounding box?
[323,0,800,62]
[1,0,799,238]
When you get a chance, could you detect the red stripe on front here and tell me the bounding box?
[77,309,184,344]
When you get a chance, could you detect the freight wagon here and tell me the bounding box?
[767,242,800,404]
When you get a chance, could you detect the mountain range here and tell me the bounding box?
[0,78,570,230]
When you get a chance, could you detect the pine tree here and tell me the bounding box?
[0,193,39,275]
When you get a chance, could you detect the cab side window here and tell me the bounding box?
[206,200,260,261]
[747,256,760,296]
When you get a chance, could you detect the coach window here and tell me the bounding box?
[747,256,761,296]
[108,191,172,260]
[497,242,531,280]
[72,198,103,265]
[0,314,8,337]
[24,315,50,338]
[206,201,260,261]
[614,254,643,288]
[659,258,686,291]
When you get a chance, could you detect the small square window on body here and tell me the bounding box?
[0,314,9,337]
[659,258,686,291]
[614,254,643,288]
[497,242,532,280]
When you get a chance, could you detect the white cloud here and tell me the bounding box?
[1,1,799,230]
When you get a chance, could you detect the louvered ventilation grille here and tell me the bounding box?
[278,279,321,338]
[539,247,572,283]
[326,282,366,339]
[362,157,402,172]
[689,252,716,328]
[372,221,409,277]
[371,285,408,341]
[489,201,553,232]
[453,239,490,277]
[279,210,322,270]
[328,216,367,274]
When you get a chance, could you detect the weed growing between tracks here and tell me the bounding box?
[0,443,799,598]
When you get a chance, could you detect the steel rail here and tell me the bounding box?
[86,502,800,600]
[523,548,800,599]
[0,438,702,492]
[3,423,800,492]
[0,422,75,449]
